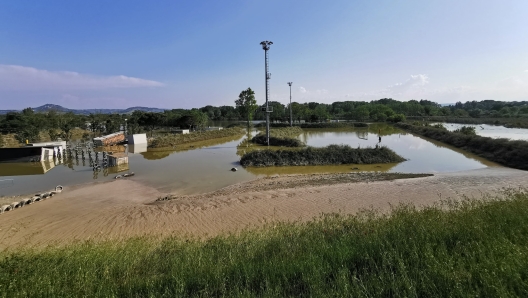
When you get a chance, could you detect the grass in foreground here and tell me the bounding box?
[1,190,528,297]
[240,144,405,167]
[149,127,245,148]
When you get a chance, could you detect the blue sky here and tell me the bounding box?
[1,0,527,109]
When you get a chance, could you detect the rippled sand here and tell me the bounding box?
[1,167,527,251]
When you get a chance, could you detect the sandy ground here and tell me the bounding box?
[0,167,527,251]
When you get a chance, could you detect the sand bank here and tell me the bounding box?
[1,168,526,250]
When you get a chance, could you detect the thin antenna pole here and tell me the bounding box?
[287,82,292,127]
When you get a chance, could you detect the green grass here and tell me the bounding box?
[252,127,304,147]
[149,127,245,148]
[2,190,528,297]
[240,144,405,167]
[396,122,528,170]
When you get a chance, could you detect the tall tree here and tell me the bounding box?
[235,88,258,127]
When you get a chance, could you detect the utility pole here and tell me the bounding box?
[287,82,293,127]
[260,40,273,145]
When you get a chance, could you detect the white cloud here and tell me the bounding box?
[0,64,164,90]
[386,74,429,95]
[299,86,307,93]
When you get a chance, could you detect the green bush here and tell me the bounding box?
[387,114,406,123]
[240,145,405,167]
[454,126,476,135]
[395,123,528,170]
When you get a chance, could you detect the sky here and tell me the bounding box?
[1,0,528,110]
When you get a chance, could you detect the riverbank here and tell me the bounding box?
[1,167,526,250]
[395,123,528,170]
[1,180,527,296]
[148,127,245,148]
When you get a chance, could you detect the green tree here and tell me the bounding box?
[190,109,209,131]
[235,88,258,127]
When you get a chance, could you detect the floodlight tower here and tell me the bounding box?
[287,82,293,127]
[260,40,273,145]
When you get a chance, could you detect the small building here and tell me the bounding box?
[0,143,64,163]
[127,134,147,144]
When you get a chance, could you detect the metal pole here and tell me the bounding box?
[288,82,292,126]
[265,48,270,145]
[261,41,273,146]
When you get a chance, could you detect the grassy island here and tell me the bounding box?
[149,127,245,148]
[395,122,528,170]
[1,190,528,296]
[240,144,405,167]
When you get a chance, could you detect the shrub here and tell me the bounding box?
[388,114,406,123]
[454,126,476,135]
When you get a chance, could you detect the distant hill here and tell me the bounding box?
[0,104,166,115]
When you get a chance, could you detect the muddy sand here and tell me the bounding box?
[0,167,527,250]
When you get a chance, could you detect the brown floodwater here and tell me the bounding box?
[0,123,505,197]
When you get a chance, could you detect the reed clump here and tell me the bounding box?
[149,127,245,148]
[240,144,405,167]
[1,190,528,297]
[396,122,528,170]
[252,127,304,147]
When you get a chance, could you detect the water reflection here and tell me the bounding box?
[0,123,506,197]
[438,123,528,141]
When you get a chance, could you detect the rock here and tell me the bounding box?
[231,167,237,172]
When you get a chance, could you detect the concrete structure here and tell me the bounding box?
[128,144,147,154]
[0,144,63,163]
[93,132,125,147]
[127,134,147,144]
[27,141,67,160]
[172,129,190,134]
[108,152,128,167]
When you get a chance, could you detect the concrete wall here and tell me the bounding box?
[127,134,147,144]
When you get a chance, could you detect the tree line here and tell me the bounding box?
[1,97,527,143]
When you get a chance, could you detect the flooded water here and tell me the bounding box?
[0,123,504,197]
[438,123,528,141]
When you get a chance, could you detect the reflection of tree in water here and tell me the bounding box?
[236,128,258,157]
[356,130,368,140]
